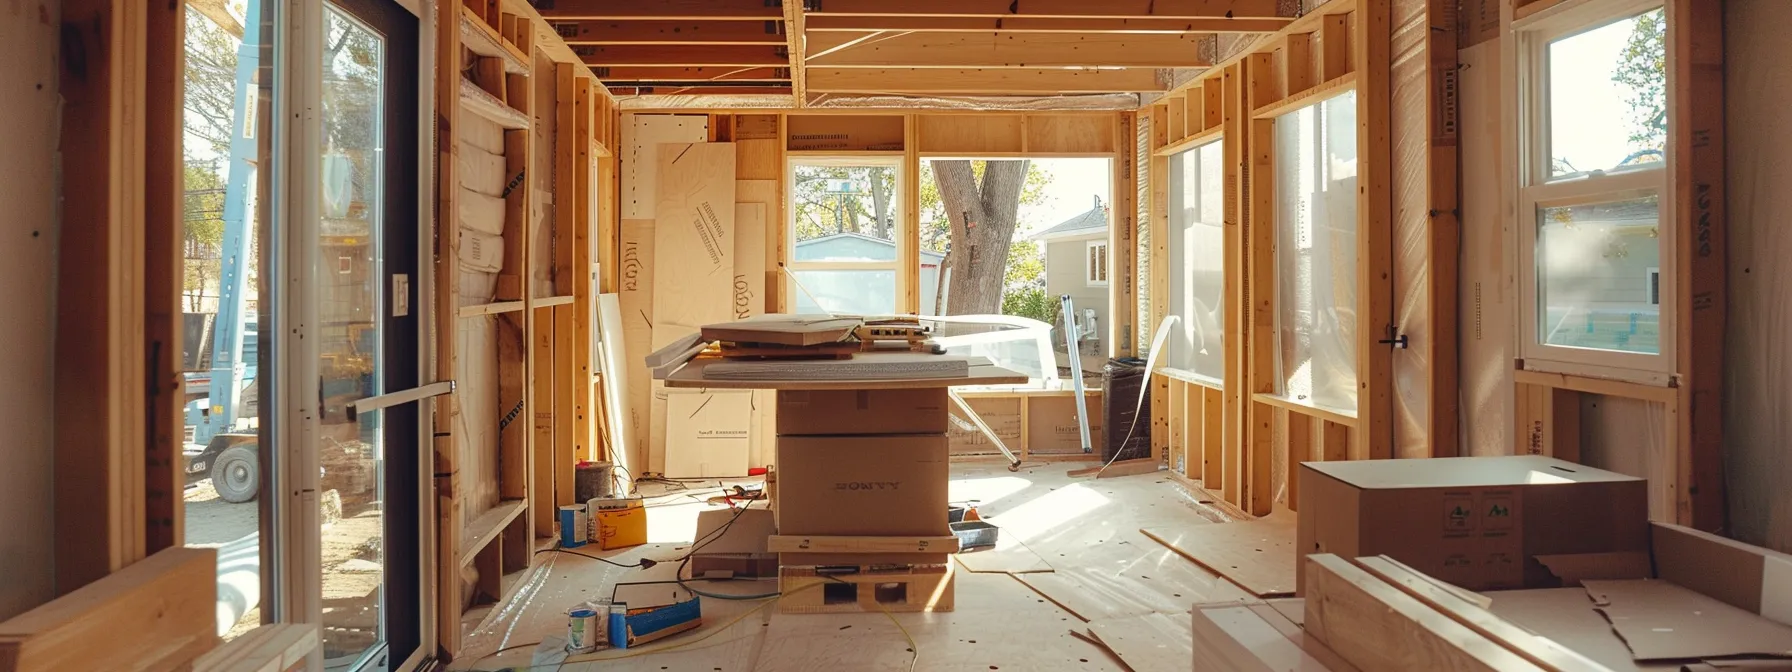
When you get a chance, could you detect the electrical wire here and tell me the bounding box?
[532,547,658,570]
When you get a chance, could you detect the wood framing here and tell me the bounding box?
[144,0,185,553]
[808,68,1165,95]
[805,15,1293,33]
[805,33,1212,69]
[1111,111,1139,356]
[802,0,1283,19]
[1303,554,1544,671]
[0,548,218,672]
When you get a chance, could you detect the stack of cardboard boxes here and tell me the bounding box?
[771,388,958,613]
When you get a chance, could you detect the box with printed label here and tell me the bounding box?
[1295,455,1648,593]
[775,434,949,566]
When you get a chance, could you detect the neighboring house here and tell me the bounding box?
[791,231,945,315]
[1031,195,1110,354]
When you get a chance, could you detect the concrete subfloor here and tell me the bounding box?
[451,459,1257,672]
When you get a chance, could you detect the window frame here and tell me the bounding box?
[1513,0,1675,380]
[1165,138,1227,387]
[784,155,906,315]
[1086,240,1110,288]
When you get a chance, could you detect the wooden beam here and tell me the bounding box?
[1354,556,1609,671]
[806,32,1211,68]
[549,19,786,44]
[1220,61,1245,510]
[190,624,319,672]
[1303,554,1545,672]
[767,535,961,554]
[588,66,788,81]
[606,85,794,96]
[807,67,1164,94]
[806,0,1283,19]
[783,0,808,106]
[55,0,150,594]
[145,0,184,553]
[433,0,465,654]
[1356,0,1395,460]
[806,15,1292,33]
[1111,111,1139,356]
[536,0,781,20]
[1668,0,1725,531]
[572,44,788,67]
[1427,0,1462,459]
[1243,52,1276,514]
[572,77,597,464]
[0,548,217,672]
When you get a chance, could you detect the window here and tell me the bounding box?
[1086,241,1109,287]
[1518,2,1670,373]
[1274,91,1359,413]
[787,157,904,315]
[1166,140,1226,382]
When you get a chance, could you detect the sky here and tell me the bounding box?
[1017,158,1115,236]
[1548,10,1660,175]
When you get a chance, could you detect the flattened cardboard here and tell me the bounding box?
[1536,551,1656,586]
[1583,579,1792,661]
[776,388,949,436]
[1296,456,1649,593]
[1486,588,1673,672]
[947,397,1020,454]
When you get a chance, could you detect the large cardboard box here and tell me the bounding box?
[1296,455,1649,593]
[1025,394,1105,454]
[947,397,1021,455]
[776,434,949,566]
[776,388,948,436]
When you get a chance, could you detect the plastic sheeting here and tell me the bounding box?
[1272,92,1359,413]
[1165,140,1226,382]
[1722,0,1792,553]
[614,92,1145,112]
[1389,0,1431,458]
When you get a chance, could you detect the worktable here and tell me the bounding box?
[664,352,1028,613]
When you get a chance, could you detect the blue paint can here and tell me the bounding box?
[559,504,588,547]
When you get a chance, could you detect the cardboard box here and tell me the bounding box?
[1025,394,1105,454]
[609,584,702,648]
[776,434,950,566]
[1296,456,1649,593]
[776,388,949,436]
[662,390,752,477]
[947,397,1021,455]
[689,505,778,578]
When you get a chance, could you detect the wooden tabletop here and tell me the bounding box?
[662,352,1029,390]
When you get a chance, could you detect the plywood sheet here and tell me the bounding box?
[732,203,766,321]
[651,142,736,349]
[953,537,1054,574]
[622,114,707,219]
[1086,612,1194,672]
[1142,513,1297,597]
[1015,571,1185,623]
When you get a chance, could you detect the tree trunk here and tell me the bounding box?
[934,160,1029,316]
[869,167,892,240]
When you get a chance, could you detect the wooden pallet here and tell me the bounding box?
[778,563,956,614]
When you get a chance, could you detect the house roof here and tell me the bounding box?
[1030,195,1109,242]
[795,231,946,263]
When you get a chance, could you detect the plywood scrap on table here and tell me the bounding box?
[1141,511,1297,598]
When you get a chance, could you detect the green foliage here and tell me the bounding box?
[1001,286,1060,326]
[791,165,896,244]
[1613,9,1667,153]
[183,162,228,310]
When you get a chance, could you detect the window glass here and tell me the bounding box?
[791,164,899,254]
[789,269,897,315]
[1166,141,1226,382]
[1274,92,1359,412]
[1535,195,1662,354]
[1546,9,1666,179]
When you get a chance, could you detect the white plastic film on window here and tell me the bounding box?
[1166,141,1226,382]
[1534,195,1662,355]
[1273,92,1359,413]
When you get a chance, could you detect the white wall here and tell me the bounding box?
[0,0,62,619]
[1722,0,1792,553]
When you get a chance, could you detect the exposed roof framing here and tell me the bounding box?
[591,66,791,82]
[802,0,1280,19]
[805,32,1211,69]
[807,67,1166,94]
[805,15,1291,33]
[570,44,790,66]
[535,0,781,20]
[783,0,809,106]
[549,19,787,45]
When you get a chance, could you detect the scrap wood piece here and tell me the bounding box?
[1142,512,1298,597]
[1304,554,1545,672]
[1582,579,1792,661]
[1192,603,1359,672]
[0,547,218,672]
[191,624,319,672]
[953,537,1054,574]
[1086,613,1195,672]
[1068,458,1164,479]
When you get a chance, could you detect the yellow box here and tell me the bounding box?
[596,500,647,550]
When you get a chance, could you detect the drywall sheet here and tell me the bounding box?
[662,390,752,478]
[736,179,780,312]
[1390,0,1432,459]
[652,142,736,349]
[595,295,635,484]
[1457,40,1514,458]
[733,202,767,321]
[619,219,656,475]
[622,114,708,219]
[457,316,501,526]
[1724,0,1792,554]
[1141,512,1298,597]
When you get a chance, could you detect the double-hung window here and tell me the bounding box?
[1516,0,1671,379]
[786,157,905,315]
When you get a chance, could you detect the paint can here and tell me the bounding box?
[567,608,600,654]
[558,504,588,547]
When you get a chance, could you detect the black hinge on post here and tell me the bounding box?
[1379,332,1410,349]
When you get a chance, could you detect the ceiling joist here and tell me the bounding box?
[536,0,780,21]
[806,67,1166,94]
[606,85,795,96]
[549,19,786,45]
[783,0,809,106]
[804,15,1292,33]
[804,0,1281,19]
[572,44,790,67]
[588,66,791,82]
[805,32,1212,68]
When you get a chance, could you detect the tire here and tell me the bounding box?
[212,445,260,503]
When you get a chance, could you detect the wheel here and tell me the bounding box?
[211,445,260,503]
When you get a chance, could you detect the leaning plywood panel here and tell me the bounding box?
[734,201,771,468]
[652,142,737,349]
[619,219,655,473]
[621,114,707,219]
[595,295,636,489]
